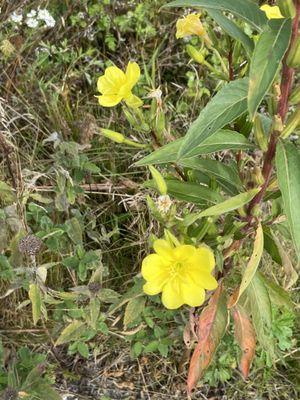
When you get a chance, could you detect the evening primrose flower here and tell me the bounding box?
[97,62,143,108]
[260,5,284,19]
[176,13,205,39]
[142,239,217,309]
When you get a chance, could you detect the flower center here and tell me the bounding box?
[170,261,184,277]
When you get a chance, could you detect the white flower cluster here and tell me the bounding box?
[10,8,56,29]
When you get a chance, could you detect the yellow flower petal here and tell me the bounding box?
[143,280,164,296]
[98,94,122,107]
[125,93,143,108]
[189,246,215,272]
[153,239,174,260]
[260,5,283,19]
[125,62,141,88]
[104,66,126,87]
[97,75,114,95]
[187,268,218,290]
[176,14,205,39]
[181,282,205,307]
[173,245,196,261]
[141,254,167,281]
[161,280,184,309]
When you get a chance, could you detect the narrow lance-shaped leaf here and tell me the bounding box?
[248,19,292,119]
[185,188,259,226]
[144,179,224,205]
[165,0,267,31]
[276,141,300,262]
[28,283,42,326]
[233,305,256,379]
[246,272,275,358]
[232,223,264,306]
[179,78,249,159]
[187,285,227,393]
[207,10,254,55]
[136,130,254,166]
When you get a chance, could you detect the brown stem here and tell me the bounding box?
[228,41,234,81]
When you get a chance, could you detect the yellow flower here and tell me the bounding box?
[260,5,284,19]
[97,61,143,108]
[176,13,205,39]
[142,239,218,309]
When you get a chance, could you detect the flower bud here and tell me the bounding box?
[287,36,300,68]
[281,107,300,138]
[123,108,137,126]
[149,165,167,195]
[254,115,268,152]
[289,86,300,105]
[101,128,125,143]
[277,0,296,18]
[186,44,205,64]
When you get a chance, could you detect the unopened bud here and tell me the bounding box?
[254,115,268,152]
[123,108,137,126]
[149,165,167,195]
[277,0,296,18]
[155,110,166,136]
[186,44,205,64]
[101,128,124,143]
[281,107,300,138]
[287,37,300,68]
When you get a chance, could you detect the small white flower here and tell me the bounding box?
[26,18,39,28]
[156,195,172,213]
[10,11,23,24]
[27,9,37,18]
[37,8,51,20]
[44,15,56,28]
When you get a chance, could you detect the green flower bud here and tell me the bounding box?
[149,165,167,195]
[186,44,205,64]
[101,128,124,143]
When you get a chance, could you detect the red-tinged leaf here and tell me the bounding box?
[233,305,256,379]
[187,285,227,393]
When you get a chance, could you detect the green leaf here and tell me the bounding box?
[89,298,100,330]
[276,141,300,262]
[65,217,83,245]
[246,272,275,356]
[77,342,89,358]
[28,283,42,326]
[179,79,249,159]
[178,158,242,189]
[186,188,259,223]
[124,296,146,328]
[248,19,292,119]
[136,130,254,166]
[165,0,267,30]
[0,181,16,204]
[262,276,293,309]
[263,226,282,265]
[234,223,264,305]
[144,179,224,205]
[55,320,85,346]
[207,10,254,55]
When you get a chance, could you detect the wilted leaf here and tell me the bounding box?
[55,320,85,346]
[28,283,42,326]
[233,305,256,379]
[187,285,227,393]
[262,276,293,309]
